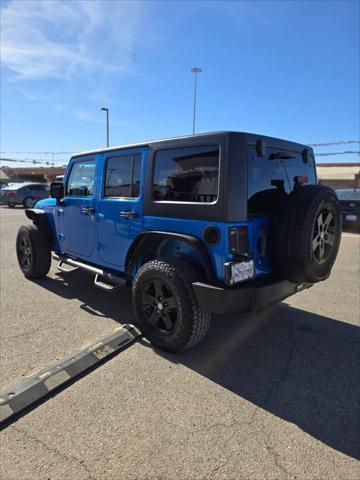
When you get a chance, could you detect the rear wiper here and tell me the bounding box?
[269,152,296,160]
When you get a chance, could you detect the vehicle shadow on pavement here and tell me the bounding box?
[35,269,134,323]
[152,304,360,460]
[35,272,359,459]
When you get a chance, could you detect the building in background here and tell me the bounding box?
[0,169,10,184]
[0,166,66,183]
[316,163,360,190]
[1,163,359,190]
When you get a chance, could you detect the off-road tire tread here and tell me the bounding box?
[16,224,51,279]
[276,185,341,282]
[132,258,210,352]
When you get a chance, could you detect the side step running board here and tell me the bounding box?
[54,254,127,291]
[94,274,123,291]
[57,260,79,273]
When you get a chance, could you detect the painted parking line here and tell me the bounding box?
[0,324,140,425]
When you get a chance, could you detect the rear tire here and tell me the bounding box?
[132,258,210,352]
[16,225,51,279]
[23,197,35,208]
[276,185,341,283]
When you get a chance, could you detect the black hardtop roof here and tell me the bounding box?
[71,131,311,159]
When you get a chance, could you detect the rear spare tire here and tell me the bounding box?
[16,224,51,279]
[276,185,341,283]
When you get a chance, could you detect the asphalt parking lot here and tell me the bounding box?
[0,206,359,480]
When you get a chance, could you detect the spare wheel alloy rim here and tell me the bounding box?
[312,208,335,264]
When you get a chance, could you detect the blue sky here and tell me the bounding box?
[0,0,359,166]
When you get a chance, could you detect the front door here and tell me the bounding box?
[59,158,97,259]
[96,150,144,269]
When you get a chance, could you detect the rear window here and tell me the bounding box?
[247,147,316,215]
[153,146,219,203]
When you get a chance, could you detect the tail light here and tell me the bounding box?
[228,226,248,256]
[5,191,16,196]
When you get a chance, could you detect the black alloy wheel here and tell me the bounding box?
[16,224,51,279]
[132,258,211,352]
[18,235,32,271]
[142,278,179,334]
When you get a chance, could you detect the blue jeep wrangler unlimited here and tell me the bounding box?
[16,132,342,352]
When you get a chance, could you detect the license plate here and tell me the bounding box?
[346,215,357,221]
[230,260,255,284]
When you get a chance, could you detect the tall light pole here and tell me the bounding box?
[100,107,109,147]
[191,67,202,134]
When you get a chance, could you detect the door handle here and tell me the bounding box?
[120,210,137,219]
[81,206,95,215]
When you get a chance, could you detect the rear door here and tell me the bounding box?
[96,149,145,269]
[58,158,97,258]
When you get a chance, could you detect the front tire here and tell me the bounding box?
[16,225,51,279]
[132,258,210,352]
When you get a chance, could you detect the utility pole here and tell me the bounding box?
[100,107,110,147]
[191,67,202,134]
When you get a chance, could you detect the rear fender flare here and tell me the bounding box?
[125,231,217,283]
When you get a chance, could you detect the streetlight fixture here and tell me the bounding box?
[100,107,109,147]
[191,67,202,134]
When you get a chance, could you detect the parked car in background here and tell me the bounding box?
[0,183,50,208]
[55,175,64,182]
[336,188,360,229]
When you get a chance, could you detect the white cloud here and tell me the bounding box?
[0,0,148,80]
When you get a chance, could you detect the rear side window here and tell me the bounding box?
[247,147,316,215]
[67,159,96,197]
[104,154,142,198]
[153,146,219,203]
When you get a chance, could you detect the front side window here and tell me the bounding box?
[67,159,96,197]
[104,154,142,198]
[153,146,219,203]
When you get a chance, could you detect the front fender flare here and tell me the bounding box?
[25,209,53,247]
[125,231,217,283]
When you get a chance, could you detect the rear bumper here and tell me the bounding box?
[192,278,313,315]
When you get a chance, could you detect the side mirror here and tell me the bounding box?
[50,182,64,201]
